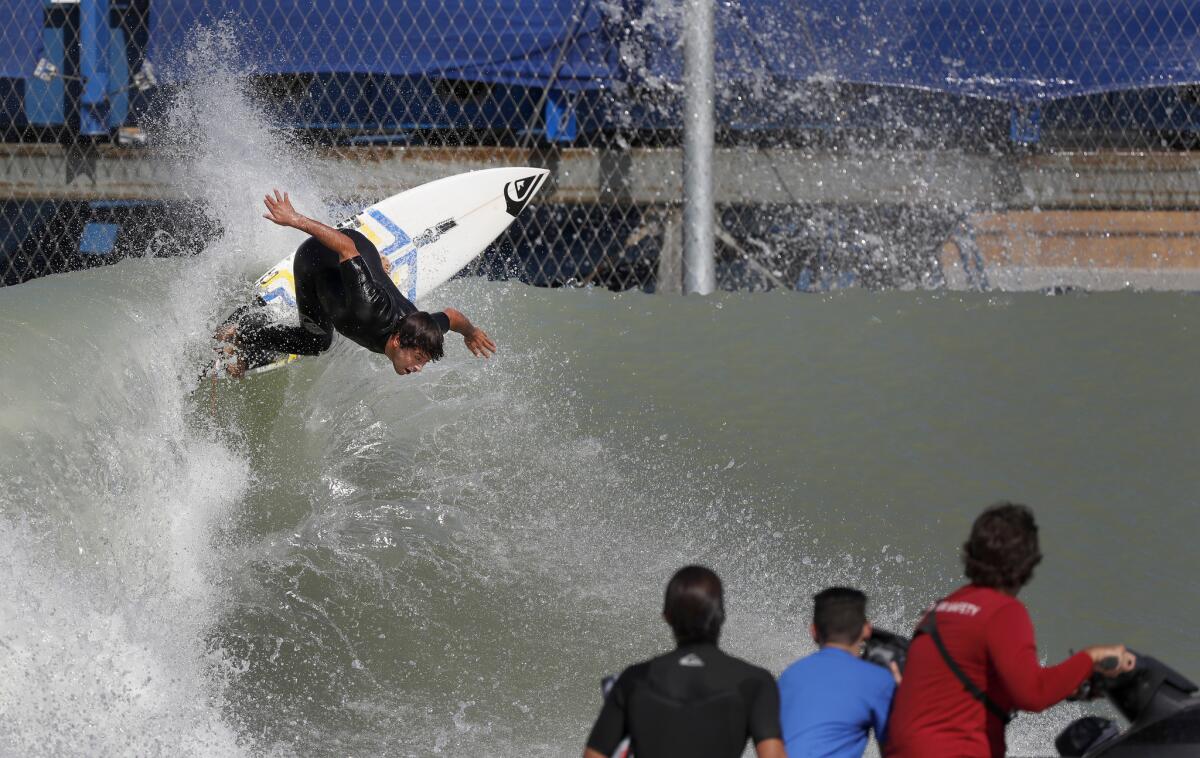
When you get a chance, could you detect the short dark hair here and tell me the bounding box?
[813,587,867,645]
[663,565,725,645]
[393,312,445,361]
[963,502,1043,590]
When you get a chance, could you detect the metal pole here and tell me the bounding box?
[682,0,715,294]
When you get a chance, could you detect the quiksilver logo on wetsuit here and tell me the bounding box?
[678,654,705,667]
[503,174,546,217]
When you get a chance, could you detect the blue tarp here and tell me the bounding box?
[145,0,1200,101]
[149,0,619,91]
[5,0,1200,128]
[1,2,44,79]
[702,0,1200,101]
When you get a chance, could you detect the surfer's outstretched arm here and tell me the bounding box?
[262,189,359,262]
[442,307,497,358]
[263,189,404,328]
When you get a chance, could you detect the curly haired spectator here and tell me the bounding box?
[883,503,1135,758]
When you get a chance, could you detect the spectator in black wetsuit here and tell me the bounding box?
[215,190,496,377]
[584,566,786,758]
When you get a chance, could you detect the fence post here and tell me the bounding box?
[682,0,715,294]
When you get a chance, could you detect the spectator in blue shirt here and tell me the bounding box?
[778,587,899,758]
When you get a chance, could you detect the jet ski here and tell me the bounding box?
[1056,650,1200,757]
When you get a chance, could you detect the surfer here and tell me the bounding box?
[215,190,497,378]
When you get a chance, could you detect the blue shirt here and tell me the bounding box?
[777,647,897,758]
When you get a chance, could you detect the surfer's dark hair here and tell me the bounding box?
[963,502,1043,590]
[813,587,867,645]
[394,312,445,361]
[663,565,725,646]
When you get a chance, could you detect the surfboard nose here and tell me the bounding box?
[502,168,551,217]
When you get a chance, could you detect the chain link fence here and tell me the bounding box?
[3,1,1200,290]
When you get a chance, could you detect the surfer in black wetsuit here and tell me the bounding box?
[215,190,496,378]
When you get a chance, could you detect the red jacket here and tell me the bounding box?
[883,585,1092,758]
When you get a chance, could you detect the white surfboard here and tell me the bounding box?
[223,167,549,377]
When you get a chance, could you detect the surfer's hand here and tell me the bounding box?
[262,189,304,228]
[463,327,497,359]
[226,355,247,379]
[212,330,247,379]
[442,308,495,358]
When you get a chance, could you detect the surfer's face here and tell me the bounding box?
[391,347,431,376]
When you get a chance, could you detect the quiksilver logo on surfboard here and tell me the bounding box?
[503,173,546,217]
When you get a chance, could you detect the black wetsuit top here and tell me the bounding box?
[586,643,782,758]
[231,229,449,365]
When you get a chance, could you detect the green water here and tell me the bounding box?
[1,263,1197,756]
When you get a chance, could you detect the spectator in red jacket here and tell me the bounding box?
[883,503,1135,758]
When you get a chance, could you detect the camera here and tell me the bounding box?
[862,628,909,672]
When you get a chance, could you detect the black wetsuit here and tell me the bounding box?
[231,229,449,367]
[586,643,782,758]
